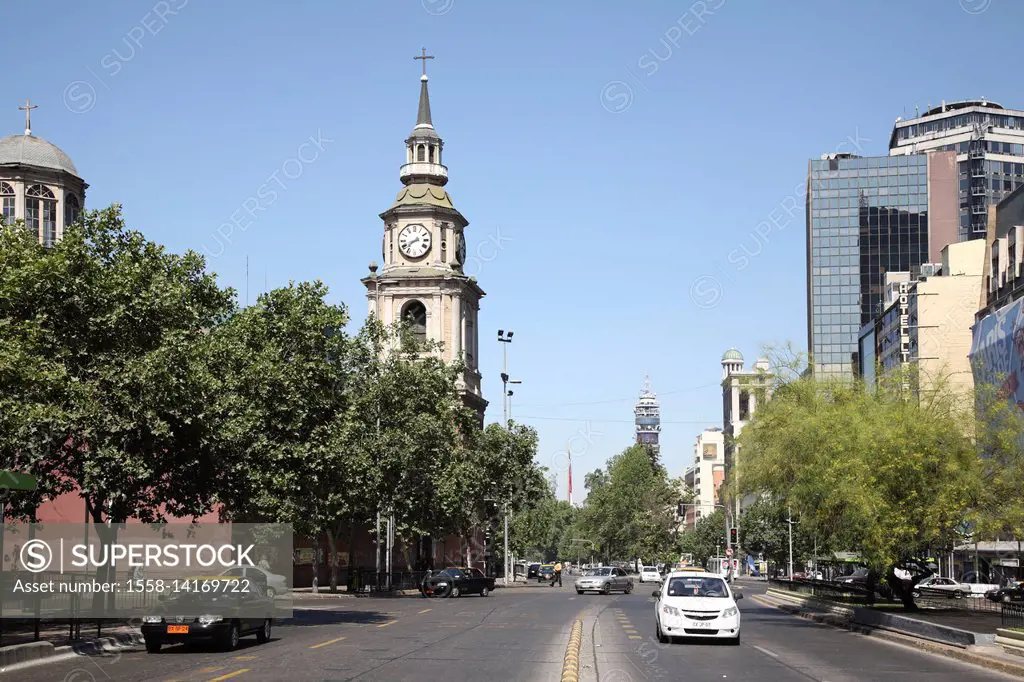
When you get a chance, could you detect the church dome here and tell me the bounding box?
[721,348,744,362]
[0,134,79,177]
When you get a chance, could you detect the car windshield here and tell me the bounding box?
[584,568,612,576]
[439,569,463,578]
[643,567,658,572]
[666,577,729,597]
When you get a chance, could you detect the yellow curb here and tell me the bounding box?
[560,619,584,682]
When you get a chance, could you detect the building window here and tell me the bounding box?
[0,182,14,225]
[65,193,81,228]
[417,144,425,162]
[26,185,56,247]
[428,145,435,163]
[401,300,427,346]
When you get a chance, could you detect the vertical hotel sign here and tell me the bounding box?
[898,281,910,390]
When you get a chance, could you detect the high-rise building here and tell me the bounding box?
[806,151,958,377]
[889,100,1024,242]
[634,374,660,461]
[682,428,725,530]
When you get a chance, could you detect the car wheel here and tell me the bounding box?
[730,632,741,646]
[221,621,240,651]
[256,618,272,644]
[145,640,161,654]
[266,587,276,599]
[576,590,584,595]
[480,587,489,597]
[450,586,461,598]
[624,582,633,594]
[656,619,669,644]
[1004,594,1012,603]
[602,584,611,595]
[953,590,963,599]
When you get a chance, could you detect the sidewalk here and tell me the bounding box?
[755,589,1024,678]
[0,623,143,675]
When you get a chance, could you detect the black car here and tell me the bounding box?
[527,563,541,579]
[141,578,275,653]
[538,564,555,583]
[424,567,496,597]
[986,582,1024,603]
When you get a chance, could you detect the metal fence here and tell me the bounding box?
[348,570,430,594]
[1002,602,1024,628]
[769,578,872,604]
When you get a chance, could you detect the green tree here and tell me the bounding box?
[0,208,233,525]
[679,509,726,567]
[212,281,357,591]
[577,444,678,563]
[738,497,816,573]
[737,366,981,605]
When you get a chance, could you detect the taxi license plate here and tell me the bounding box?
[688,621,712,628]
[166,625,189,634]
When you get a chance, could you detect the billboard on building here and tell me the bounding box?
[702,443,717,459]
[970,297,1024,406]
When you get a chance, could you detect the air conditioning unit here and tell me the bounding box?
[920,263,938,277]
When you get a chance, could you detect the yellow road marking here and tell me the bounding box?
[208,670,250,682]
[377,620,396,628]
[418,608,432,614]
[624,629,638,634]
[198,667,225,673]
[627,635,642,640]
[233,656,258,660]
[309,635,347,649]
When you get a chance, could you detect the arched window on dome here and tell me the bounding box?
[401,300,428,347]
[0,183,14,226]
[65,193,81,228]
[26,185,56,247]
[417,144,425,162]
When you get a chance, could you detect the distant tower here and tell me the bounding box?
[634,374,661,462]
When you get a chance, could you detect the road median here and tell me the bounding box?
[561,618,583,682]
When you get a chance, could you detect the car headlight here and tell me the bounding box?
[721,606,738,618]
[198,616,223,625]
[142,615,162,624]
[661,605,679,616]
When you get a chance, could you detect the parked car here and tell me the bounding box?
[575,567,633,595]
[141,578,275,653]
[424,567,495,597]
[639,566,662,583]
[912,576,979,600]
[985,582,1024,603]
[538,564,555,583]
[527,563,541,579]
[652,571,742,645]
[219,565,289,599]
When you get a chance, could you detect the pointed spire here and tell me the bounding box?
[417,75,432,127]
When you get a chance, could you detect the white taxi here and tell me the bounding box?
[652,570,742,645]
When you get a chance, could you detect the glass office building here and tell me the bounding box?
[890,100,1024,241]
[806,152,955,377]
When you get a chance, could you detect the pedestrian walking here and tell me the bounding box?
[550,561,562,587]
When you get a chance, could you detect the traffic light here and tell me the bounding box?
[729,527,738,545]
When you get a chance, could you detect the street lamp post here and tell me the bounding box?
[787,506,794,579]
[498,330,513,586]
[368,262,390,591]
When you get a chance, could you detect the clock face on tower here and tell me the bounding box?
[455,232,466,265]
[398,224,431,258]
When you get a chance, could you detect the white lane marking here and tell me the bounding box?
[753,644,779,658]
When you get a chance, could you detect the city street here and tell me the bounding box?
[5,581,1018,681]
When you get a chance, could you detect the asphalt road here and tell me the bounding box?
[6,585,573,682]
[5,580,1018,681]
[591,579,1016,682]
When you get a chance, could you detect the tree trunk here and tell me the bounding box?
[326,532,338,593]
[347,520,356,591]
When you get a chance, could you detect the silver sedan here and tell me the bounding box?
[575,567,633,595]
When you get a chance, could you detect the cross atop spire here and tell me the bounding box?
[19,98,37,136]
[414,47,434,78]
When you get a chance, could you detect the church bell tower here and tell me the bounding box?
[361,50,487,421]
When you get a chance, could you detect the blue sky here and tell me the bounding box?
[5,0,1021,499]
